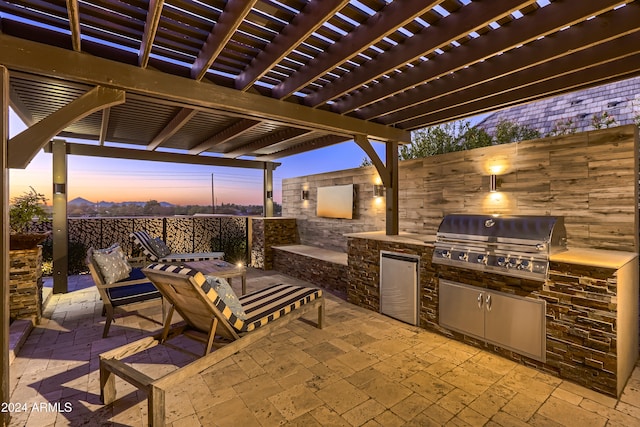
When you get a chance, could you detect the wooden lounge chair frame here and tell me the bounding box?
[86,247,163,337]
[99,264,324,427]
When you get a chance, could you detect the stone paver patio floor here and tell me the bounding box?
[8,269,640,426]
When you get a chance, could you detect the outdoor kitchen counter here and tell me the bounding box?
[344,230,435,245]
[551,247,638,269]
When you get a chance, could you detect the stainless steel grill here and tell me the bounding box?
[432,214,567,281]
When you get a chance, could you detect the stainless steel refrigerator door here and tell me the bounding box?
[380,251,419,325]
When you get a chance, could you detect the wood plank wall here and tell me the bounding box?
[282,125,639,252]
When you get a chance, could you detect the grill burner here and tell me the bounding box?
[432,214,567,281]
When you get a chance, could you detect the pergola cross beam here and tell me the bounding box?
[8,85,125,169]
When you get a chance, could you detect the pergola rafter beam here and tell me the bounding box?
[378,5,640,125]
[396,33,640,128]
[191,0,258,82]
[139,0,164,69]
[65,0,81,52]
[258,135,350,161]
[304,0,533,108]
[235,0,350,91]
[189,119,262,155]
[406,54,640,129]
[148,108,197,151]
[43,142,280,170]
[0,34,409,143]
[335,0,627,115]
[224,127,312,158]
[8,85,125,169]
[271,0,443,100]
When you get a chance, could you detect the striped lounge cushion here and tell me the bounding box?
[131,231,161,261]
[238,284,322,333]
[158,252,224,263]
[145,264,321,333]
[132,231,224,262]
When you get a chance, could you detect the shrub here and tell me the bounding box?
[41,239,88,275]
[212,235,248,265]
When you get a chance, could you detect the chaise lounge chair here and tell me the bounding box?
[130,230,224,264]
[99,263,324,427]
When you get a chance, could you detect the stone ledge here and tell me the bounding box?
[273,246,348,298]
[9,319,34,365]
[272,244,347,266]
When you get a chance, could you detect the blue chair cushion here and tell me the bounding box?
[106,268,161,307]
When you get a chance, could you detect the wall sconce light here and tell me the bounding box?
[489,174,498,193]
[373,185,385,197]
[301,190,309,200]
[266,190,273,199]
[53,183,66,194]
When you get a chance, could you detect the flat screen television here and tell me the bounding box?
[317,184,354,219]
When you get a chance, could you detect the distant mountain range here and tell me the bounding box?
[68,197,174,207]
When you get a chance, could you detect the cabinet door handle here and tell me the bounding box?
[477,293,484,309]
[486,294,492,311]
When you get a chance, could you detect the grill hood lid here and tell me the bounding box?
[436,214,566,245]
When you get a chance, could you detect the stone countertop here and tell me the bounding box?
[344,231,435,246]
[551,248,637,270]
[345,231,637,270]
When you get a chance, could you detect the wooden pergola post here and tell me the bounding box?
[1,65,11,427]
[385,140,399,235]
[52,139,68,294]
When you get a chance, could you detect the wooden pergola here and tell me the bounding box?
[1,1,639,424]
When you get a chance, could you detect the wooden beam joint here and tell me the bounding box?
[354,134,390,187]
[8,86,125,169]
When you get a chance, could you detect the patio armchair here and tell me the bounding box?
[86,246,163,338]
[99,263,324,427]
[130,230,224,264]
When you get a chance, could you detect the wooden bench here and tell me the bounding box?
[272,245,348,297]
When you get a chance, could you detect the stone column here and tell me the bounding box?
[9,247,43,323]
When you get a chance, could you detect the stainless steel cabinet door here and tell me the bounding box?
[439,279,485,338]
[484,291,546,361]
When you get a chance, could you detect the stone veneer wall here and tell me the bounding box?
[272,249,348,297]
[9,247,43,323]
[348,236,630,397]
[347,238,436,319]
[250,218,297,269]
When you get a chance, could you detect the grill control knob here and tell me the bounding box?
[497,256,506,266]
[441,250,451,259]
[506,258,518,268]
[518,260,531,271]
[458,253,468,261]
[477,254,486,264]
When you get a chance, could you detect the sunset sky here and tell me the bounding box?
[8,109,385,206]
